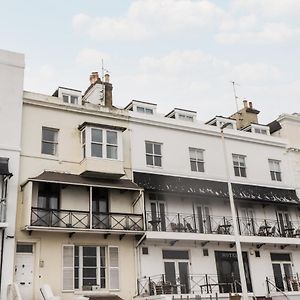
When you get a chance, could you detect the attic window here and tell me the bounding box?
[137,106,153,115]
[63,94,78,105]
[178,114,194,121]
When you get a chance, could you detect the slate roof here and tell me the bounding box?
[133,172,299,204]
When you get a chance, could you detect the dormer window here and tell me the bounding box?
[206,116,236,130]
[62,94,78,105]
[137,106,154,115]
[242,124,270,135]
[165,108,197,122]
[53,87,82,105]
[124,100,157,115]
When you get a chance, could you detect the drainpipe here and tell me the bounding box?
[0,229,5,294]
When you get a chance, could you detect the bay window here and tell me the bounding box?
[80,127,121,160]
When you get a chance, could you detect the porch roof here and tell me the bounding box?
[133,172,300,204]
[26,171,142,191]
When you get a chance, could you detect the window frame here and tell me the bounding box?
[269,159,282,182]
[189,147,205,172]
[62,93,78,105]
[136,106,154,115]
[81,127,120,161]
[145,141,162,167]
[41,127,59,156]
[232,154,247,177]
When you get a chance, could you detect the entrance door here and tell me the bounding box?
[15,244,34,300]
[196,205,211,233]
[271,253,293,291]
[92,188,109,229]
[215,251,252,293]
[164,261,190,294]
[149,194,166,231]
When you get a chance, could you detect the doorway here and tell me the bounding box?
[149,194,166,231]
[15,244,34,300]
[92,188,109,229]
[271,253,293,291]
[163,250,190,294]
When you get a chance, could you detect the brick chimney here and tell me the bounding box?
[104,75,113,108]
[230,100,260,129]
[89,71,99,85]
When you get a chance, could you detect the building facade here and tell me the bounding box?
[14,73,144,300]
[0,49,25,300]
[126,100,300,299]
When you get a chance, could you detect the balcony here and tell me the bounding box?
[146,212,300,239]
[137,274,244,296]
[30,207,143,232]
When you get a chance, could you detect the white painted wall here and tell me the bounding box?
[0,49,24,300]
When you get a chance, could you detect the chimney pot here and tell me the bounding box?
[249,101,253,109]
[89,72,99,85]
[104,73,110,83]
[243,100,248,108]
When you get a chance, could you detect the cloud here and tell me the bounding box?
[216,22,300,44]
[72,0,226,41]
[76,48,110,66]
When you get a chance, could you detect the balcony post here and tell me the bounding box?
[266,277,270,296]
[177,213,181,232]
[205,274,209,294]
[192,205,197,233]
[89,186,93,229]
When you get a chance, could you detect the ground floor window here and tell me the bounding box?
[63,245,119,291]
[215,251,252,293]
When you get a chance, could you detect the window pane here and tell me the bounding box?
[154,144,161,155]
[83,257,97,266]
[240,168,247,177]
[197,162,204,172]
[42,142,56,155]
[107,131,117,145]
[91,144,102,157]
[42,128,57,142]
[189,149,196,160]
[70,96,78,104]
[83,246,97,256]
[146,155,153,165]
[137,106,145,113]
[107,145,118,159]
[190,161,197,172]
[83,268,97,277]
[145,108,153,114]
[145,142,153,154]
[91,128,102,143]
[63,95,69,103]
[234,166,240,177]
[83,278,97,286]
[154,156,162,167]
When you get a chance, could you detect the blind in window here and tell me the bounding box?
[62,245,74,291]
[109,247,119,290]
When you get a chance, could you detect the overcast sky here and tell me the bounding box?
[1,0,299,123]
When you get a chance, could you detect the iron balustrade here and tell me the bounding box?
[238,217,300,238]
[31,207,143,231]
[266,274,300,296]
[137,274,242,296]
[146,211,233,235]
[146,211,300,239]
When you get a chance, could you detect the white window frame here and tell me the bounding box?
[81,127,121,161]
[232,154,247,177]
[178,114,194,122]
[41,127,58,156]
[136,106,153,115]
[145,141,162,167]
[269,159,282,182]
[62,93,78,105]
[189,148,204,172]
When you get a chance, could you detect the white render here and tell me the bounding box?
[128,107,300,299]
[0,49,25,300]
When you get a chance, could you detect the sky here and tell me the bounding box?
[0,0,299,123]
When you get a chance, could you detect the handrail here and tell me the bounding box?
[266,277,288,299]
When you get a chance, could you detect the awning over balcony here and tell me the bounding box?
[0,157,12,177]
[133,172,300,204]
[25,171,142,191]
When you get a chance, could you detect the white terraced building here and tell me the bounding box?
[0,49,24,300]
[126,100,300,300]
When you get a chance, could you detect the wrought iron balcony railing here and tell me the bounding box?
[137,274,244,296]
[146,211,233,235]
[146,211,300,238]
[30,207,143,231]
[266,274,300,294]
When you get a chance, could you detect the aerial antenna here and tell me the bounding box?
[231,81,239,112]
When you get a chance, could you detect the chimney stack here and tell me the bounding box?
[104,73,110,83]
[89,72,99,85]
[249,101,253,109]
[243,100,248,108]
